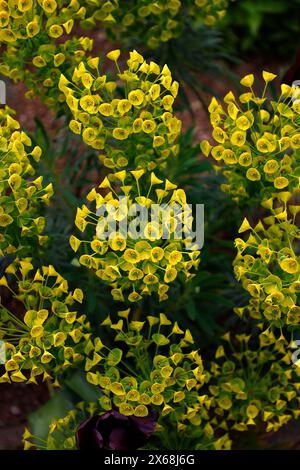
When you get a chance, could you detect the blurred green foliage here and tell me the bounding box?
[222,0,300,58]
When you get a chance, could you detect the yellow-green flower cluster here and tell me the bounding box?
[0,0,228,48]
[83,0,228,49]
[0,36,93,111]
[70,170,200,303]
[83,310,230,450]
[0,258,90,384]
[0,106,53,257]
[0,0,84,43]
[233,196,300,331]
[23,405,86,450]
[201,72,300,203]
[0,0,97,110]
[23,399,230,450]
[61,49,182,170]
[210,333,300,434]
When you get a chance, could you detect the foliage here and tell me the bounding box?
[83,0,229,50]
[0,0,299,454]
[222,0,300,58]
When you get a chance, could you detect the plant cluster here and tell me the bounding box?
[201,73,300,203]
[0,0,299,454]
[71,169,200,303]
[61,50,182,170]
[83,0,229,49]
[210,333,300,434]
[0,258,89,385]
[233,196,300,332]
[0,106,53,257]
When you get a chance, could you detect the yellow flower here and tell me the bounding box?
[123,249,140,264]
[80,95,96,113]
[54,53,65,67]
[200,140,212,157]
[153,136,165,147]
[246,404,259,419]
[164,267,177,283]
[223,149,238,165]
[150,247,164,262]
[128,291,142,302]
[236,115,252,131]
[144,273,159,285]
[18,0,33,12]
[128,89,145,106]
[0,29,15,42]
[69,120,82,135]
[228,103,239,120]
[262,71,277,83]
[150,84,161,101]
[238,218,252,234]
[168,251,182,265]
[117,99,132,115]
[70,235,81,253]
[87,57,100,70]
[279,258,298,274]
[82,128,97,143]
[109,235,126,251]
[291,133,300,149]
[142,120,156,134]
[99,103,113,117]
[263,159,279,174]
[32,56,47,68]
[162,95,174,110]
[274,176,289,189]
[230,130,246,147]
[112,128,129,140]
[238,152,252,167]
[82,73,94,90]
[73,288,84,303]
[128,268,144,281]
[256,138,271,153]
[107,49,121,61]
[246,168,261,181]
[240,74,254,87]
[48,24,63,39]
[42,0,57,13]
[211,145,224,161]
[212,127,227,144]
[26,21,40,38]
[0,214,13,227]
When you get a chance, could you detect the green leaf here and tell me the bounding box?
[293,167,300,177]
[152,333,170,346]
[64,371,101,401]
[28,391,72,441]
[187,298,197,321]
[107,348,123,366]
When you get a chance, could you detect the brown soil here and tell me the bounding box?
[0,382,49,450]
